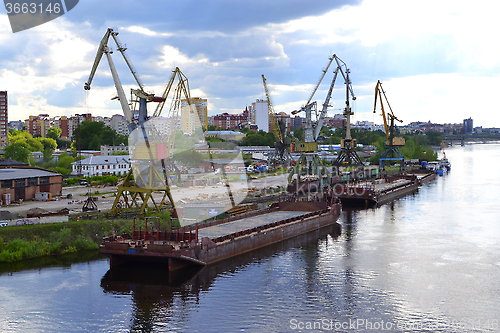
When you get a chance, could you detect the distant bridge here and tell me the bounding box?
[442,134,500,145]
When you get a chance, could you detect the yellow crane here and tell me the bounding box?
[373,80,405,169]
[262,74,291,166]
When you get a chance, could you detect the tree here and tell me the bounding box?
[173,149,204,166]
[37,137,57,162]
[47,127,62,140]
[55,153,76,176]
[3,142,31,162]
[8,130,43,152]
[72,121,127,151]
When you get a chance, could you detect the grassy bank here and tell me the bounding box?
[0,210,177,263]
[0,220,128,262]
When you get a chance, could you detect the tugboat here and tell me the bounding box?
[438,139,451,174]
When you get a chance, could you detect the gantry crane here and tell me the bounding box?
[262,74,291,166]
[84,28,186,215]
[373,80,405,170]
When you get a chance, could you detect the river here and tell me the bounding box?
[1,143,499,332]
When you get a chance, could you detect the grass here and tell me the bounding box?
[0,209,180,263]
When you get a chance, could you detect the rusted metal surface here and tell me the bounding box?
[337,174,424,207]
[198,211,309,239]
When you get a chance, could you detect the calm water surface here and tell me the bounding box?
[1,143,499,332]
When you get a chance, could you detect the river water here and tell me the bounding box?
[1,143,499,332]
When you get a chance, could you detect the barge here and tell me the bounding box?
[335,171,435,207]
[101,197,341,271]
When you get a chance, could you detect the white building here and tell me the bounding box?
[71,155,131,177]
[248,99,269,132]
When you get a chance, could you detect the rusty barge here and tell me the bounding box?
[336,171,436,207]
[101,198,342,271]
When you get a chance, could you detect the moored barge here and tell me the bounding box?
[101,197,341,270]
[336,171,435,207]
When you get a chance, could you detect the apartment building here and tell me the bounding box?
[0,91,8,149]
[181,97,208,135]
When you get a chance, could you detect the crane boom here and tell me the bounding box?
[84,28,112,91]
[103,47,134,127]
[153,67,191,118]
[84,28,162,133]
[262,74,282,145]
[304,55,335,108]
[313,69,339,140]
[293,54,356,145]
[374,80,402,140]
[109,31,145,92]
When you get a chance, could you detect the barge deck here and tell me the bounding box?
[336,171,435,207]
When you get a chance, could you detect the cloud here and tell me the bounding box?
[2,0,499,128]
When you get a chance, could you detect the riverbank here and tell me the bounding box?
[0,219,134,262]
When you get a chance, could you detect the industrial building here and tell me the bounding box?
[204,130,246,142]
[0,166,62,203]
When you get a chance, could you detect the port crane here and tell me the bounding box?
[373,80,405,170]
[262,74,291,166]
[289,55,359,189]
[84,28,190,215]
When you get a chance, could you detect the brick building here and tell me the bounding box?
[214,111,248,129]
[25,114,50,137]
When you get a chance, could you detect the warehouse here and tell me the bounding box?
[0,167,62,203]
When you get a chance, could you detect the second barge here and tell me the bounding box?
[101,197,341,271]
[336,171,435,207]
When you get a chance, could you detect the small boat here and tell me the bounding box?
[439,139,451,171]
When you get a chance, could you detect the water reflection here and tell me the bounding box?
[0,250,104,276]
[100,224,341,332]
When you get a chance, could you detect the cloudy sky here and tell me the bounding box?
[1,0,499,127]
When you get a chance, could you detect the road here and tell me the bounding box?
[1,174,288,216]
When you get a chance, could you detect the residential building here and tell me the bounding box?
[25,114,50,137]
[463,117,473,133]
[292,116,304,129]
[8,120,23,131]
[0,92,8,149]
[71,155,131,177]
[327,113,347,129]
[53,116,70,139]
[275,112,291,132]
[352,121,384,131]
[248,99,269,132]
[207,115,215,127]
[110,114,130,136]
[101,144,129,156]
[181,97,208,135]
[214,112,248,130]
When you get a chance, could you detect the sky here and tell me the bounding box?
[1,0,499,127]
